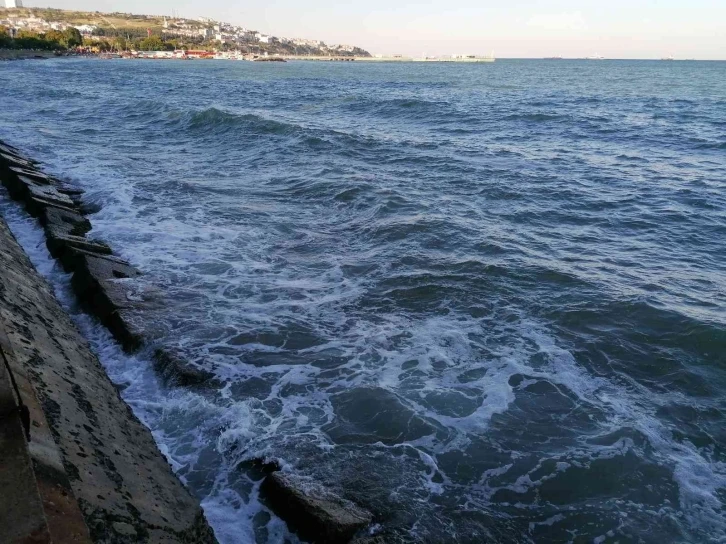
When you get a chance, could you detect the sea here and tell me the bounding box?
[0,58,725,543]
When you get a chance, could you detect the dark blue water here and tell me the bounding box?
[1,58,725,543]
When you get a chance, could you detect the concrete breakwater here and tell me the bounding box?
[0,140,378,543]
[0,141,216,542]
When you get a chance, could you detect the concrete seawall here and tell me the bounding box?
[0,142,217,542]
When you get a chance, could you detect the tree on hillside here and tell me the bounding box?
[0,25,11,48]
[138,35,165,51]
[43,29,65,46]
[63,27,83,47]
[13,29,57,50]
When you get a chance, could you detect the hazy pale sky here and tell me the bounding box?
[22,0,726,59]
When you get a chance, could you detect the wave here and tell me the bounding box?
[184,107,302,136]
[344,96,452,115]
[503,113,564,122]
[342,96,480,128]
[695,141,726,150]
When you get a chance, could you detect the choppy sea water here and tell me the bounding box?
[1,58,725,543]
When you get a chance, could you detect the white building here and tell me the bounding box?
[5,0,24,8]
[73,24,97,35]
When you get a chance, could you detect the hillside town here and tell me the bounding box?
[0,5,371,57]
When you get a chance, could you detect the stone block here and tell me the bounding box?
[262,471,372,543]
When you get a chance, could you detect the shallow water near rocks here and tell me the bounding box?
[1,58,725,543]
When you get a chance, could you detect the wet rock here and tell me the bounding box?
[70,253,147,351]
[261,471,372,543]
[237,457,282,480]
[153,349,217,386]
[0,151,35,169]
[79,201,103,215]
[234,459,284,494]
[111,521,137,537]
[0,141,24,157]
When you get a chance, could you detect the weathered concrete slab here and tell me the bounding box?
[26,181,77,205]
[71,253,141,314]
[57,184,86,201]
[0,146,35,167]
[110,308,149,352]
[351,537,391,544]
[1,319,91,543]
[39,205,92,237]
[0,141,24,156]
[0,169,31,200]
[24,188,79,217]
[1,327,53,543]
[0,412,52,544]
[29,196,81,216]
[0,218,216,543]
[69,252,156,351]
[262,471,372,543]
[0,151,35,169]
[45,232,112,265]
[9,165,54,184]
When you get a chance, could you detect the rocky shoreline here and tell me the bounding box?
[0,49,63,60]
[0,140,379,543]
[0,141,216,543]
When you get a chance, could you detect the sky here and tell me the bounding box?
[21,0,726,59]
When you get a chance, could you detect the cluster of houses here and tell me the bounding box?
[160,17,355,53]
[1,7,363,56]
[0,12,97,36]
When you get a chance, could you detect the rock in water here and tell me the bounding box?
[153,348,217,387]
[261,471,372,543]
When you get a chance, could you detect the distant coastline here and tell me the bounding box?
[0,6,371,57]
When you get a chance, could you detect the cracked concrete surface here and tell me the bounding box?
[0,217,216,543]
